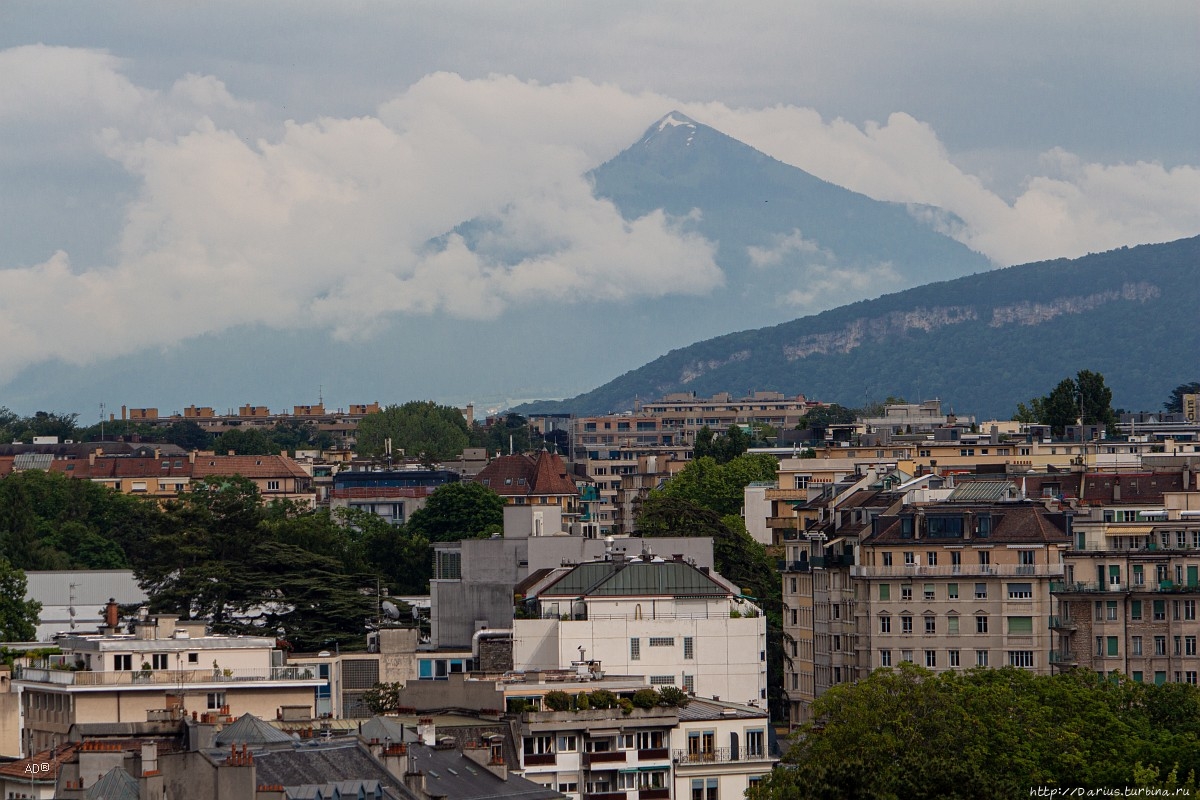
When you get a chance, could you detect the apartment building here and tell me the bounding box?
[14,609,322,754]
[513,549,768,707]
[1049,466,1200,683]
[636,392,814,440]
[327,467,460,525]
[474,451,582,532]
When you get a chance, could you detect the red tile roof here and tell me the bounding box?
[474,451,578,498]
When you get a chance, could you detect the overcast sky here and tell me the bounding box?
[1,1,1197,404]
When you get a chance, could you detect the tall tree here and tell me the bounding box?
[406,482,504,542]
[1165,382,1200,414]
[0,558,40,641]
[356,401,470,463]
[654,453,778,517]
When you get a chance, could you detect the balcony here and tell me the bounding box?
[639,790,670,800]
[1048,616,1077,631]
[584,750,627,767]
[523,753,557,767]
[1049,650,1078,666]
[14,665,321,688]
[853,563,1063,578]
[673,747,772,765]
[777,560,811,573]
[584,793,628,800]
[637,748,670,761]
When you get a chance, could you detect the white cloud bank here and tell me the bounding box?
[0,45,1197,378]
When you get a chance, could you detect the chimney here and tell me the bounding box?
[104,598,120,630]
[141,742,158,776]
[417,717,436,746]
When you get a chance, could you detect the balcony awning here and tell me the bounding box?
[1104,526,1154,536]
[823,536,848,549]
[620,766,671,773]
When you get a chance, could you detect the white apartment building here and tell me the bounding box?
[513,550,768,708]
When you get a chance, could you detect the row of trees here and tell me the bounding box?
[752,664,1200,799]
[0,469,507,648]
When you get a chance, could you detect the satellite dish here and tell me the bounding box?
[381,601,401,620]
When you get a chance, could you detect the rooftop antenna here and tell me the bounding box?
[319,384,324,408]
[99,402,106,441]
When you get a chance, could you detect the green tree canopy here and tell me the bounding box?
[1017,371,1118,436]
[1165,382,1200,414]
[213,427,277,456]
[356,401,469,464]
[752,665,1200,800]
[406,482,505,542]
[469,413,532,455]
[0,557,40,641]
[693,424,750,463]
[652,453,778,517]
[798,403,858,429]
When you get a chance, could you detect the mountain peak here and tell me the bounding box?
[638,111,702,146]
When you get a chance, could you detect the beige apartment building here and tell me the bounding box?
[14,612,322,754]
[782,479,1072,726]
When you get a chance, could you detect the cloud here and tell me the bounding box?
[0,45,1196,381]
[704,108,1200,265]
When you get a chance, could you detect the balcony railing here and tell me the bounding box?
[852,564,1063,578]
[639,789,670,800]
[1048,616,1077,630]
[1051,580,1199,594]
[1049,650,1078,665]
[584,750,627,766]
[15,666,319,687]
[673,747,772,765]
[523,753,557,767]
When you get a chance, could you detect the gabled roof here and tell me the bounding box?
[865,502,1070,545]
[358,716,417,745]
[249,741,411,800]
[474,451,578,498]
[191,454,310,479]
[946,480,1019,503]
[215,713,296,745]
[537,558,728,599]
[86,766,139,800]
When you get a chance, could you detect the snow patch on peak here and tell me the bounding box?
[657,112,697,132]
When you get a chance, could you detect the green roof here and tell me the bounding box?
[539,560,726,598]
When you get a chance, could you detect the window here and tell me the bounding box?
[924,616,936,635]
[947,615,959,635]
[1004,582,1033,600]
[1107,636,1119,657]
[1107,601,1118,621]
[1008,651,1034,668]
[684,637,694,659]
[1007,616,1033,635]
[880,650,892,667]
[683,674,695,693]
[1187,636,1196,656]
[880,615,891,634]
[557,735,577,752]
[150,653,169,670]
[436,551,461,580]
[927,552,938,566]
[1176,636,1184,656]
[901,615,913,634]
[1133,564,1145,586]
[901,650,914,663]
[883,552,893,567]
[746,729,766,758]
[1132,600,1143,621]
[650,675,676,686]
[948,649,960,667]
[930,516,965,537]
[1187,600,1197,621]
[114,654,132,671]
[975,583,988,599]
[1154,600,1166,621]
[879,584,890,600]
[976,650,989,667]
[206,691,227,710]
[902,586,913,601]
[648,637,675,647]
[833,635,841,651]
[559,783,578,794]
[979,551,991,568]
[924,584,935,601]
[266,480,280,492]
[948,583,959,599]
[1133,636,1143,656]
[1189,672,1198,686]
[188,653,199,664]
[525,735,554,756]
[630,638,640,660]
[976,615,988,634]
[691,778,718,800]
[1155,636,1167,656]
[904,551,915,565]
[925,650,937,668]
